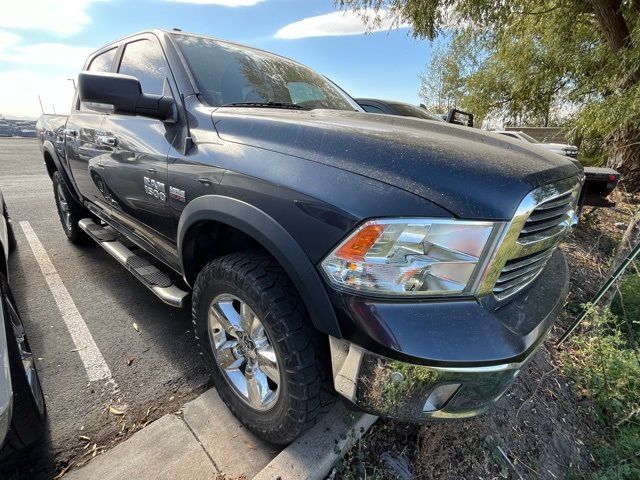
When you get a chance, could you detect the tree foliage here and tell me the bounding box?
[336,0,640,189]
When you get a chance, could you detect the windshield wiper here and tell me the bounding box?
[221,101,309,110]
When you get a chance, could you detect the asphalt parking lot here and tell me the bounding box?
[0,138,209,478]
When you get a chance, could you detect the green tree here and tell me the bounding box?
[336,0,640,191]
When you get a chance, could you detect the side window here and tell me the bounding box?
[118,39,169,96]
[362,104,386,114]
[87,48,116,72]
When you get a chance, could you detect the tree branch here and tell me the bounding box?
[589,0,631,52]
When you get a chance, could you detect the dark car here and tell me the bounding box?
[356,98,475,126]
[38,29,582,445]
[356,98,445,122]
[0,192,46,459]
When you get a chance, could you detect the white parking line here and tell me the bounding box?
[19,221,116,386]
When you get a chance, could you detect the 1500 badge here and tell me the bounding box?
[144,176,166,202]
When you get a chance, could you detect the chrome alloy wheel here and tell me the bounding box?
[208,294,280,411]
[56,183,71,231]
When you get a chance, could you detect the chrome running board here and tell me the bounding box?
[78,218,189,308]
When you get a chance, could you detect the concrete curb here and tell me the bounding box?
[62,388,377,480]
[253,405,378,480]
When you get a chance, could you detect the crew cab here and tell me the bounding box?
[37,29,582,444]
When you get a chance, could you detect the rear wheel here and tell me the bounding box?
[192,252,335,445]
[0,274,46,460]
[52,171,89,244]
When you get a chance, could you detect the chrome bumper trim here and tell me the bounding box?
[330,337,531,422]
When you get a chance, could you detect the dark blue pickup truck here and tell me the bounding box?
[37,29,583,444]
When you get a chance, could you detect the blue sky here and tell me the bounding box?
[0,0,435,118]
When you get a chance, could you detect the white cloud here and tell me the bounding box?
[0,30,20,49]
[0,30,94,117]
[0,0,107,36]
[0,69,76,118]
[274,9,409,40]
[166,0,266,6]
[0,42,93,69]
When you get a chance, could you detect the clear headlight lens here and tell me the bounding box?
[321,219,496,296]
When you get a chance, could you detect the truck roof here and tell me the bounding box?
[88,28,305,71]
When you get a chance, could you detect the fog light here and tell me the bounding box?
[423,383,461,412]
[390,372,404,383]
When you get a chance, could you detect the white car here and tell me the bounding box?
[495,130,578,158]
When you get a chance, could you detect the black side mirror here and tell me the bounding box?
[77,71,176,122]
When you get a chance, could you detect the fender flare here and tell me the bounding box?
[42,140,83,203]
[177,195,342,338]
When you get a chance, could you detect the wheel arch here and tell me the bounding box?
[42,142,83,203]
[178,195,342,338]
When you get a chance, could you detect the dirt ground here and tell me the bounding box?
[337,190,638,480]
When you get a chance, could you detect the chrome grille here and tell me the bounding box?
[519,191,575,240]
[478,176,582,301]
[493,247,554,297]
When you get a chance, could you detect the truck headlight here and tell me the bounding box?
[321,219,496,296]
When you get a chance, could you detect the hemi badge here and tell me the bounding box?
[169,186,186,202]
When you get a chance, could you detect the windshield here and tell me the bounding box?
[518,132,539,143]
[173,34,360,111]
[390,103,444,122]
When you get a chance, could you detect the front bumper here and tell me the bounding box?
[328,249,569,421]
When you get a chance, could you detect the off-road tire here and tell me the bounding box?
[192,251,335,445]
[0,274,46,460]
[52,171,90,244]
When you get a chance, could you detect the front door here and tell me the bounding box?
[66,47,118,208]
[99,36,179,240]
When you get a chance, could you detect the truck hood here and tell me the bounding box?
[211,108,580,220]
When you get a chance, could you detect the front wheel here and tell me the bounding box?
[192,252,335,445]
[52,171,89,244]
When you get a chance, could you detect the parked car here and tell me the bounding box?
[356,98,445,122]
[494,130,579,158]
[356,99,475,127]
[38,29,582,445]
[16,127,37,138]
[0,122,13,138]
[0,192,46,459]
[493,130,620,207]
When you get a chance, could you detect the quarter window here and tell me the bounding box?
[118,39,169,95]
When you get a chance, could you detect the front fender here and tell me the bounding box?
[177,195,341,338]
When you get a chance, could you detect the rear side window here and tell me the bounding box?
[88,48,116,72]
[118,39,169,95]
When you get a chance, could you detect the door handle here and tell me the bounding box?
[63,128,77,138]
[146,168,157,174]
[97,135,117,146]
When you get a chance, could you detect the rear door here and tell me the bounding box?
[99,35,179,239]
[65,47,118,207]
